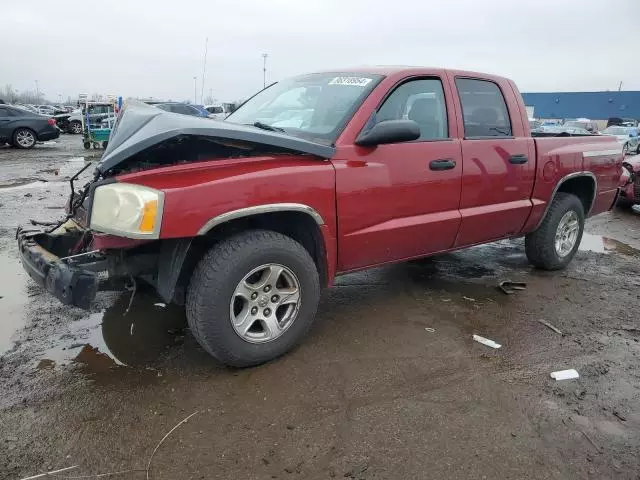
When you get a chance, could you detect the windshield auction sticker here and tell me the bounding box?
[328,76,373,87]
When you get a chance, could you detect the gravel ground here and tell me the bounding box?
[0,135,639,480]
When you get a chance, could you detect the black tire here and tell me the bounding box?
[186,229,321,367]
[102,141,109,149]
[12,128,37,149]
[69,121,82,134]
[83,141,91,150]
[525,192,585,270]
[616,196,634,209]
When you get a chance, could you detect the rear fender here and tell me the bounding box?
[533,172,597,230]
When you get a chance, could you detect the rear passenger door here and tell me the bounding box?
[451,77,535,247]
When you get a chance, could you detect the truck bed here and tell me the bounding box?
[521,135,623,232]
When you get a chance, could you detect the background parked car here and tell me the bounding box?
[0,105,60,148]
[54,109,81,133]
[156,103,210,117]
[66,104,113,134]
[205,104,232,120]
[100,115,118,129]
[607,117,638,128]
[602,126,640,155]
[528,119,542,130]
[15,104,39,114]
[35,105,56,116]
[563,119,599,133]
[531,125,593,135]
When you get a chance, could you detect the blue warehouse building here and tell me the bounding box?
[521,91,640,120]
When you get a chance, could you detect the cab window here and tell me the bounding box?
[376,78,448,140]
[455,78,512,138]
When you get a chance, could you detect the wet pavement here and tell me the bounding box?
[1,135,640,479]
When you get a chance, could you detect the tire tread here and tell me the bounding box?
[186,229,320,367]
[525,192,584,270]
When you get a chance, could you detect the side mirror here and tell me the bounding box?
[355,119,420,147]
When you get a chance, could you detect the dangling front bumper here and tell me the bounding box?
[17,223,107,309]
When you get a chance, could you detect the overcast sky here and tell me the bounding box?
[2,0,639,103]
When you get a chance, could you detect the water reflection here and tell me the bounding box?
[40,293,187,372]
[579,233,640,257]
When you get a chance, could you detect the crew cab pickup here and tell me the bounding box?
[17,67,623,366]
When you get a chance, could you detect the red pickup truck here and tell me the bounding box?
[18,67,623,366]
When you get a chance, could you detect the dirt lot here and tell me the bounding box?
[1,135,639,480]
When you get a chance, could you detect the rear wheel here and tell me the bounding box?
[186,230,321,367]
[13,128,36,149]
[525,192,585,270]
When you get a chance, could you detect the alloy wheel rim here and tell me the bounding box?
[555,210,580,257]
[229,263,301,343]
[16,130,35,147]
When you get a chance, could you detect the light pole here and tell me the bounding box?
[200,37,208,104]
[262,53,268,89]
[35,80,40,102]
[193,76,197,104]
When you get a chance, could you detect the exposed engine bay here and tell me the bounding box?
[103,134,297,176]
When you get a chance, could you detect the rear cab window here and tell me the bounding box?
[455,78,512,138]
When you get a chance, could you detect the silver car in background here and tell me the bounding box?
[602,126,640,155]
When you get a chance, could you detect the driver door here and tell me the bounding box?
[334,77,463,271]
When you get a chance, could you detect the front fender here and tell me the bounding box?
[115,155,337,240]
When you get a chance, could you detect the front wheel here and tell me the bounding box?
[186,230,321,367]
[525,192,585,270]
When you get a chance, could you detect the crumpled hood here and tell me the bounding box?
[97,100,335,174]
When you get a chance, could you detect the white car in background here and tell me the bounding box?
[205,104,232,120]
[602,126,640,155]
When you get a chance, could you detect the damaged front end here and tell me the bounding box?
[17,220,159,309]
[17,100,333,309]
[18,222,106,309]
[620,159,640,205]
[16,155,158,309]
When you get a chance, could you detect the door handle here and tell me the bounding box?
[509,154,528,164]
[429,159,456,171]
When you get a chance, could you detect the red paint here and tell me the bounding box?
[112,67,622,283]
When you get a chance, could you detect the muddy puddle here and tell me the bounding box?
[0,252,29,355]
[37,293,187,373]
[579,233,640,257]
[0,156,92,187]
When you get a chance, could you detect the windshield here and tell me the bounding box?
[226,72,383,144]
[603,127,628,135]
